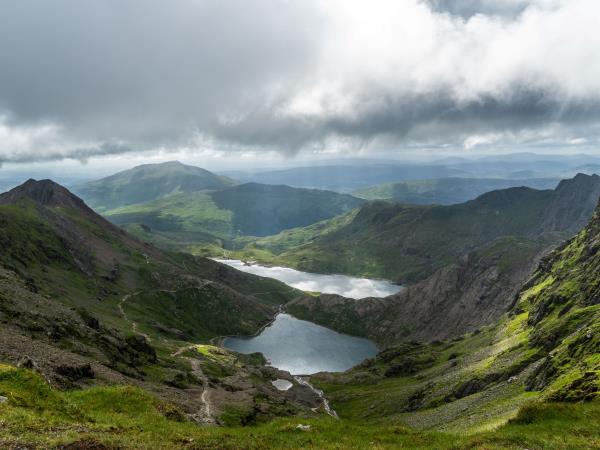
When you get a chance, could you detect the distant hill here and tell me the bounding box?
[237,174,600,283]
[74,161,234,211]
[355,177,560,205]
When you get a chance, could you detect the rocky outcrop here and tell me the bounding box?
[0,179,95,213]
[538,173,600,234]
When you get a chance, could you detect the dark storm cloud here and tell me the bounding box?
[424,0,532,19]
[211,85,600,150]
[0,0,321,150]
[0,0,599,162]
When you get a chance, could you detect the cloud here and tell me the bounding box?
[1,0,600,162]
[424,0,534,18]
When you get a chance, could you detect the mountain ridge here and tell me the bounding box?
[258,173,600,283]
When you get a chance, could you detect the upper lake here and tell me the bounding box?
[213,259,402,299]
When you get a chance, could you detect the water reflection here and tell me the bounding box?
[223,314,379,374]
[213,259,402,299]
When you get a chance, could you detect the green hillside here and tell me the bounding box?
[74,161,234,212]
[211,182,363,236]
[0,179,319,431]
[101,183,364,254]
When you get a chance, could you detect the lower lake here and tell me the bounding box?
[223,313,379,374]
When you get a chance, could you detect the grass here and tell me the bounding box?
[0,364,598,449]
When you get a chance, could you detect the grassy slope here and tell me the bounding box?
[0,198,293,340]
[0,363,598,449]
[105,191,234,246]
[228,209,359,260]
[210,183,364,237]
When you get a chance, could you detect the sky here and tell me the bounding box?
[1,0,600,173]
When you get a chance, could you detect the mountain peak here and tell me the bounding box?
[0,178,92,211]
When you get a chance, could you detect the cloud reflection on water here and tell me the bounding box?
[214,259,402,299]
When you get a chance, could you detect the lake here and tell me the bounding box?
[213,259,402,299]
[223,313,379,374]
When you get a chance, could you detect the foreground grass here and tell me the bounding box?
[0,364,598,449]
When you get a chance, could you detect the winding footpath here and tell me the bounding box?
[171,345,215,425]
[117,292,152,343]
[118,284,216,425]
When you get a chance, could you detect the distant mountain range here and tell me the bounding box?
[354,177,560,204]
[221,153,600,192]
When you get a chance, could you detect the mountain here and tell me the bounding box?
[250,174,600,283]
[74,161,234,211]
[538,173,600,232]
[0,179,324,426]
[354,177,560,205]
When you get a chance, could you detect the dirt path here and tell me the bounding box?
[118,292,152,343]
[171,344,215,425]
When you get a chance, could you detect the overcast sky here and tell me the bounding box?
[1,0,600,170]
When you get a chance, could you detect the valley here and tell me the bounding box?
[0,161,598,449]
[3,5,600,448]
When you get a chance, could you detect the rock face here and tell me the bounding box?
[538,173,600,233]
[287,236,552,345]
